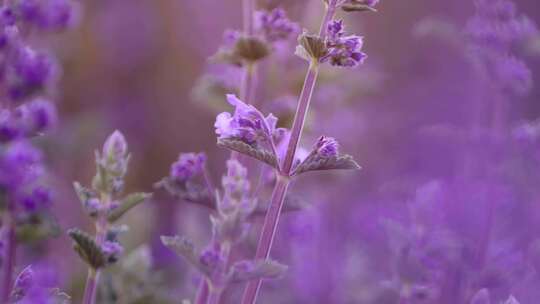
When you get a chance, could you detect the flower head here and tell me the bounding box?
[323,20,367,67]
[314,136,339,157]
[215,94,278,146]
[170,152,206,183]
[5,46,55,101]
[256,8,299,42]
[101,130,129,176]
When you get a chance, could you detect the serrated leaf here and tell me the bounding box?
[229,260,288,283]
[160,235,209,276]
[292,154,361,176]
[68,228,106,269]
[107,192,152,222]
[217,138,278,169]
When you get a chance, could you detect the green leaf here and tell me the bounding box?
[108,192,152,222]
[68,228,106,269]
[292,154,361,176]
[217,138,278,169]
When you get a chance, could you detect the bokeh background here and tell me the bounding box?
[19,0,540,303]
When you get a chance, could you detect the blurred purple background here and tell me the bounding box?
[19,0,540,303]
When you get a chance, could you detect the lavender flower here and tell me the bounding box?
[5,47,56,101]
[170,153,206,183]
[0,141,50,213]
[323,20,367,67]
[14,0,79,31]
[255,8,299,42]
[215,94,278,146]
[0,99,57,143]
[314,136,339,157]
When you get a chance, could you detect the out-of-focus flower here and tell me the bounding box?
[170,153,206,183]
[14,0,80,31]
[256,8,299,42]
[0,141,52,214]
[0,98,57,143]
[102,240,124,264]
[5,47,56,101]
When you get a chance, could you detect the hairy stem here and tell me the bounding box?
[82,193,110,304]
[1,217,15,303]
[241,2,337,302]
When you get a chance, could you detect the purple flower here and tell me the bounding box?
[15,0,79,31]
[6,46,55,101]
[222,159,250,198]
[494,55,532,96]
[256,8,299,42]
[0,141,43,191]
[0,6,16,27]
[314,136,339,157]
[170,152,206,183]
[11,263,66,304]
[323,20,367,68]
[215,94,278,146]
[199,248,222,271]
[0,141,52,213]
[102,240,124,263]
[0,109,23,142]
[0,99,56,143]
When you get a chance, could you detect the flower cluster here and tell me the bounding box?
[162,159,286,297]
[0,141,50,216]
[296,19,367,68]
[0,0,78,217]
[0,98,57,143]
[324,20,367,67]
[212,7,299,66]
[215,94,280,147]
[255,8,300,43]
[170,153,206,183]
[70,131,151,276]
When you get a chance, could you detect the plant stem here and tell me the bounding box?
[82,193,110,304]
[195,279,210,304]
[82,269,99,304]
[282,61,320,173]
[241,62,257,105]
[241,2,337,302]
[1,216,15,303]
[243,0,255,37]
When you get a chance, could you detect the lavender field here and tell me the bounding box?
[1,0,540,303]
